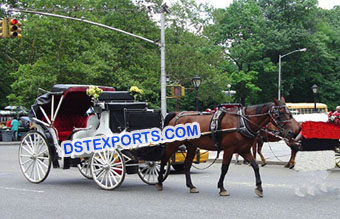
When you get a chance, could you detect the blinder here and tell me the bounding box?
[269,104,294,138]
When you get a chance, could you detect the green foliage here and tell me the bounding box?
[2,0,340,112]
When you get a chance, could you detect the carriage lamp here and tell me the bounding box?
[311,84,318,112]
[192,75,201,111]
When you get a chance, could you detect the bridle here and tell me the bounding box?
[268,104,294,139]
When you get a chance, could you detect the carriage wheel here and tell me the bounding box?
[18,131,51,183]
[137,160,170,185]
[77,157,93,179]
[335,150,340,168]
[90,149,126,190]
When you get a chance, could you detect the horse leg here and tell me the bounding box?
[258,141,267,167]
[217,150,233,196]
[241,152,263,197]
[183,143,199,193]
[252,138,257,161]
[156,142,182,191]
[285,148,297,169]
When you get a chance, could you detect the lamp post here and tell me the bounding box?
[227,84,231,101]
[278,48,307,99]
[192,75,201,111]
[311,84,318,112]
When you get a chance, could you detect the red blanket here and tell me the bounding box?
[301,121,340,139]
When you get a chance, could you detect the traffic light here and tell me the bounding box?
[171,85,185,97]
[0,18,9,38]
[8,18,22,38]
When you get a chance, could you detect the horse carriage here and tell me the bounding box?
[18,84,175,190]
[296,121,340,168]
[19,84,301,196]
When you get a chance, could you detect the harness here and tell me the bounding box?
[209,108,226,151]
[237,108,257,138]
[172,104,290,149]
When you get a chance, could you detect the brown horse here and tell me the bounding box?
[156,97,300,197]
[252,120,301,168]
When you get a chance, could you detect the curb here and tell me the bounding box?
[0,141,20,146]
[208,158,286,166]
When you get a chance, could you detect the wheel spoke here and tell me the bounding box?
[35,161,42,180]
[108,171,114,187]
[110,155,119,165]
[93,156,105,165]
[37,158,49,169]
[36,159,47,177]
[23,139,34,154]
[21,158,32,165]
[37,149,48,157]
[23,159,34,173]
[109,170,119,184]
[98,152,106,164]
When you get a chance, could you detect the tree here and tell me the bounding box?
[205,0,266,105]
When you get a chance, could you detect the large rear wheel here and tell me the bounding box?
[18,131,51,183]
[91,149,126,190]
[137,160,170,185]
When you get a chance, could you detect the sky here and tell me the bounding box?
[164,0,340,9]
[193,0,340,9]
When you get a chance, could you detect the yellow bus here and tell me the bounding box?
[286,103,328,115]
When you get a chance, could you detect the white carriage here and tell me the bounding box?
[18,84,170,190]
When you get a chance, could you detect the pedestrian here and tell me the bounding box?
[11,117,20,141]
[235,153,241,165]
[328,106,340,124]
[6,117,12,129]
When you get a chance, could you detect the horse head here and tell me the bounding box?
[271,97,300,139]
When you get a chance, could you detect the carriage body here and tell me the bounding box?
[19,84,170,189]
[298,121,340,168]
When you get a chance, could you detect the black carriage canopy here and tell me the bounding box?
[31,84,117,120]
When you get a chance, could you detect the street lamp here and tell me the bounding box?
[192,75,201,111]
[278,48,307,99]
[311,84,318,112]
[227,84,231,101]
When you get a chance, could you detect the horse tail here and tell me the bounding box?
[164,112,177,126]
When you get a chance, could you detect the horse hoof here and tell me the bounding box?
[261,163,267,167]
[255,188,263,198]
[289,164,295,169]
[219,190,230,196]
[190,187,199,193]
[155,183,163,191]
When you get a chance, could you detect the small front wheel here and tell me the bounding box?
[91,149,126,190]
[77,157,93,179]
[138,160,170,185]
[18,131,51,183]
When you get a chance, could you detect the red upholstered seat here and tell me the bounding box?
[43,114,88,141]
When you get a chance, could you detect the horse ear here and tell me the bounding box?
[280,96,286,104]
[273,98,280,105]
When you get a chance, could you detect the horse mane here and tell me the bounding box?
[164,112,177,126]
[246,102,273,115]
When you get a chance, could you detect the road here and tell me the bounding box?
[0,145,339,219]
